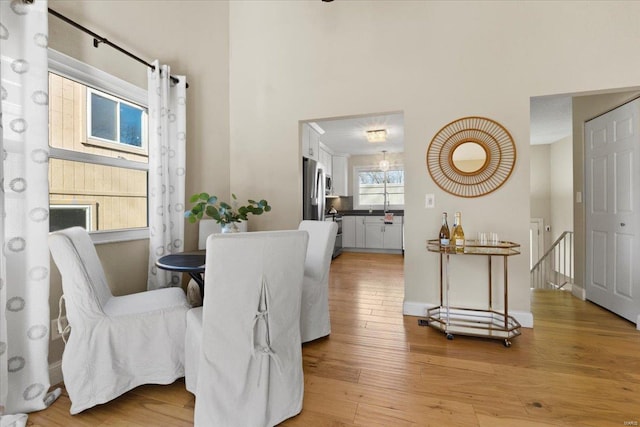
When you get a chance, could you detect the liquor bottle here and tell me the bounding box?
[452,211,465,250]
[439,212,450,246]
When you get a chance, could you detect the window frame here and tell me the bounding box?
[49,203,93,231]
[48,49,150,243]
[353,164,405,210]
[86,86,149,155]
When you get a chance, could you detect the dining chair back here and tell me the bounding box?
[186,230,308,427]
[49,226,189,414]
[298,220,338,342]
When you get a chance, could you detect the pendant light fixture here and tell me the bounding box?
[379,150,390,172]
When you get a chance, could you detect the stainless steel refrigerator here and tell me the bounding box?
[302,157,325,221]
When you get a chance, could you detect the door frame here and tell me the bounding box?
[530,218,543,269]
[584,97,640,327]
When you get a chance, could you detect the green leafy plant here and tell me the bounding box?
[184,192,271,224]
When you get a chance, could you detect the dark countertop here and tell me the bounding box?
[336,210,404,216]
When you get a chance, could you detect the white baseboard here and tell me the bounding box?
[403,300,534,328]
[49,359,63,386]
[572,285,586,301]
[402,300,436,317]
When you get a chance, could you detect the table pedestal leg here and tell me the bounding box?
[189,272,205,297]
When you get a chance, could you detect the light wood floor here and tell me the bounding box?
[28,252,640,426]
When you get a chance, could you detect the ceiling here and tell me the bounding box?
[530,95,572,145]
[308,112,404,156]
[309,97,571,155]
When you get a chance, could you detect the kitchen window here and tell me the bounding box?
[48,50,149,242]
[353,166,405,210]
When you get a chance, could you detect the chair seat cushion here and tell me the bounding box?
[103,287,188,317]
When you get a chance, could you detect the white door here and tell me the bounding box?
[530,218,543,269]
[585,98,640,324]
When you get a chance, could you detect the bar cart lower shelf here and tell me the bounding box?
[421,239,522,347]
[422,307,521,347]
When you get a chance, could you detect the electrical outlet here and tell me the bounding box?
[50,317,67,341]
[425,193,435,208]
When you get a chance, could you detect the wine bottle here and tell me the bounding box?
[452,211,465,249]
[439,212,450,245]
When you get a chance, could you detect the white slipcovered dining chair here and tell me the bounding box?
[185,230,309,427]
[48,227,190,414]
[298,220,338,343]
[186,219,248,306]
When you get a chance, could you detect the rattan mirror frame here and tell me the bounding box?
[426,116,516,198]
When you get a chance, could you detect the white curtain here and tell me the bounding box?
[0,0,60,424]
[147,61,187,290]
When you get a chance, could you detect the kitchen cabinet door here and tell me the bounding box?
[383,222,403,249]
[332,156,348,196]
[319,147,332,176]
[302,123,319,161]
[365,223,384,249]
[342,216,356,247]
[355,216,366,248]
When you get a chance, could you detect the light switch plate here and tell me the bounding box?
[425,193,435,208]
[51,316,67,341]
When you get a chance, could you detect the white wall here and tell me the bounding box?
[550,136,574,240]
[530,144,551,251]
[228,1,640,322]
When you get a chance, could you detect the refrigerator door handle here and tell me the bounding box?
[311,165,319,206]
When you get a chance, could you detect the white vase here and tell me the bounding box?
[221,222,239,233]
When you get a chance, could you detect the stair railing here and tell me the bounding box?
[530,231,574,290]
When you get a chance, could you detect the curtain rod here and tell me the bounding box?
[48,7,189,89]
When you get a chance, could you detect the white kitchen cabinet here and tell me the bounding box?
[383,222,403,249]
[319,145,332,176]
[343,215,403,251]
[332,155,348,196]
[365,222,385,249]
[355,216,366,248]
[302,123,319,161]
[363,216,404,250]
[342,216,356,247]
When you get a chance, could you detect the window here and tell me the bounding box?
[87,87,147,152]
[49,204,93,232]
[48,50,149,241]
[354,166,405,210]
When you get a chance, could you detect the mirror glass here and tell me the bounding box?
[451,141,487,173]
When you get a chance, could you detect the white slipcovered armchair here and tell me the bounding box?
[48,227,190,414]
[298,220,338,343]
[185,230,308,427]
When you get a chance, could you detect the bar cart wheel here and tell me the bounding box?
[446,333,454,340]
[504,339,511,348]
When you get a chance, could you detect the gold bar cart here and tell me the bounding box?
[422,239,522,347]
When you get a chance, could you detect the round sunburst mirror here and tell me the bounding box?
[426,116,516,198]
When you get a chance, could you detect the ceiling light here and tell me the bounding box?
[379,150,390,172]
[366,129,387,143]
